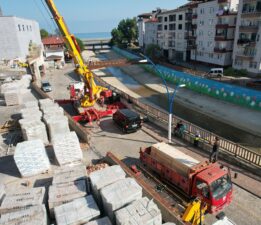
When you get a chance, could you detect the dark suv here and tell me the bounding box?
[113,109,142,133]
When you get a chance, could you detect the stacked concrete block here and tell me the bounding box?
[48,180,88,216]
[39,98,56,110]
[23,100,39,108]
[14,140,50,177]
[52,164,87,185]
[52,132,83,166]
[84,217,112,225]
[54,195,100,225]
[115,197,162,225]
[0,187,45,214]
[100,178,143,221]
[42,105,64,117]
[19,119,48,144]
[89,165,126,204]
[0,205,47,225]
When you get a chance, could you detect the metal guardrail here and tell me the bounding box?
[95,75,261,168]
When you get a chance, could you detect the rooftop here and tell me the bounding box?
[42,36,64,45]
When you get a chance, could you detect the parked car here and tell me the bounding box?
[113,109,142,133]
[41,81,52,92]
[246,80,261,89]
[205,68,224,78]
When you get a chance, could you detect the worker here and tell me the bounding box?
[194,130,200,147]
[209,136,220,163]
[174,120,185,138]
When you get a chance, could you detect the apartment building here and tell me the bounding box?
[232,0,261,74]
[144,18,158,47]
[190,0,239,66]
[137,9,162,49]
[156,3,197,62]
[0,16,41,60]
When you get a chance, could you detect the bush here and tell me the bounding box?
[224,67,249,77]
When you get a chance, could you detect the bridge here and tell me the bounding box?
[82,38,111,50]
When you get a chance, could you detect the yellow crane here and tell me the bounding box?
[45,0,107,108]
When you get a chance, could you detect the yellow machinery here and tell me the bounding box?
[45,0,107,108]
[182,198,208,225]
[18,61,29,68]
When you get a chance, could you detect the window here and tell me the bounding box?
[209,7,214,14]
[158,17,162,23]
[169,23,176,30]
[164,25,168,30]
[27,25,29,31]
[164,17,168,22]
[199,30,203,36]
[18,24,21,31]
[200,8,204,14]
[179,14,183,20]
[30,25,32,31]
[199,41,203,46]
[235,58,243,66]
[169,14,176,22]
[158,24,162,31]
[209,19,213,25]
[209,53,214,58]
[257,34,260,42]
[22,25,25,31]
[208,41,212,47]
[249,61,257,68]
[178,24,182,30]
[208,31,212,36]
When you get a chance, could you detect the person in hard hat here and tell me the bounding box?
[194,130,200,147]
[209,137,220,163]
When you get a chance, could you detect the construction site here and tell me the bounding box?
[0,1,261,225]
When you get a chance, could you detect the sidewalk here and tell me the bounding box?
[141,122,261,198]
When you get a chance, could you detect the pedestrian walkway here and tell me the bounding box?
[142,123,261,198]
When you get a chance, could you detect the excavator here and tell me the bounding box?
[45,0,125,123]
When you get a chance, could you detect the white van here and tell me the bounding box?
[206,68,224,78]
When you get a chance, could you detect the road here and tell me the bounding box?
[44,59,261,225]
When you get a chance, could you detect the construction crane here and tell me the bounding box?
[45,0,109,108]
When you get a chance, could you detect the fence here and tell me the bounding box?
[95,74,261,168]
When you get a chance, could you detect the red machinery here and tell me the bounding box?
[140,142,233,213]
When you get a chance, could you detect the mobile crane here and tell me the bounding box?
[45,0,124,122]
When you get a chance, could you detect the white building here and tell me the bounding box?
[0,16,41,60]
[190,0,239,66]
[144,18,158,48]
[156,2,197,62]
[232,0,261,74]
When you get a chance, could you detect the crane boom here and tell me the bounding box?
[45,0,107,107]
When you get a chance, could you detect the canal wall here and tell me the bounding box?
[112,47,261,111]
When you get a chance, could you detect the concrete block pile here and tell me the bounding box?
[89,165,126,205]
[0,187,47,225]
[100,177,143,221]
[54,195,100,225]
[0,74,32,106]
[115,197,162,225]
[84,217,112,225]
[14,140,50,177]
[52,131,83,166]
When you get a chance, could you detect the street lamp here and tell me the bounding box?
[140,54,186,143]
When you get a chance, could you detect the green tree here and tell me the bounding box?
[40,29,49,39]
[111,18,138,47]
[75,37,84,52]
[145,44,161,60]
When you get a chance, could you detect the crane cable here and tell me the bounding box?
[32,0,54,33]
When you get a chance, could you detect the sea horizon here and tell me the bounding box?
[75,32,111,40]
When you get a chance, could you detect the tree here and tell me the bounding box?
[40,29,49,39]
[75,37,84,52]
[111,18,138,47]
[145,44,161,60]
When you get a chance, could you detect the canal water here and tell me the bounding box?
[103,65,261,152]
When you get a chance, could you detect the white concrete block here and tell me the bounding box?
[54,195,100,225]
[0,187,45,214]
[101,178,143,221]
[115,197,162,225]
[0,205,47,225]
[14,140,50,177]
[52,132,83,166]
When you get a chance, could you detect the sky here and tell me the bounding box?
[0,0,187,33]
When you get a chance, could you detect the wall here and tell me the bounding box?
[0,16,41,60]
[113,46,261,111]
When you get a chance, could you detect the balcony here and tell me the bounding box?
[215,35,233,41]
[185,35,197,40]
[216,24,229,29]
[218,0,230,3]
[242,10,261,18]
[237,39,256,46]
[214,47,232,53]
[217,9,237,17]
[192,24,197,29]
[192,14,198,19]
[239,25,259,32]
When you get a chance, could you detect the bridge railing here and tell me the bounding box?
[95,75,261,168]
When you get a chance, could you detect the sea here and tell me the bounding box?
[75,32,111,40]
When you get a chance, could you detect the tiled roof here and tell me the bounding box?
[42,36,64,45]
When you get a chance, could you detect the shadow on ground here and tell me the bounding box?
[0,155,20,178]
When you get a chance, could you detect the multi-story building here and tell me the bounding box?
[156,2,197,62]
[232,0,261,74]
[144,18,158,48]
[137,9,162,49]
[190,0,239,66]
[0,16,41,60]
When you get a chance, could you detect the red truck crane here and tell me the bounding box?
[140,142,233,214]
